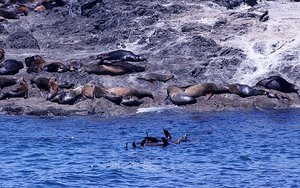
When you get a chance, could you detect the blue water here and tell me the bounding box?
[0,109,300,187]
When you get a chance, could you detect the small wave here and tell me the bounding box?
[136,105,179,114]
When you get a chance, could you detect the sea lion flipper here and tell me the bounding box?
[140,139,146,147]
[132,141,137,148]
[163,129,172,140]
[205,93,214,101]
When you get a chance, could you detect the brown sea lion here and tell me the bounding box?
[0,76,17,90]
[25,55,47,73]
[46,77,58,101]
[0,77,28,100]
[107,87,154,100]
[184,83,229,100]
[97,50,147,64]
[0,59,24,75]
[137,73,174,83]
[50,85,83,105]
[166,85,196,106]
[82,62,145,76]
[94,85,122,104]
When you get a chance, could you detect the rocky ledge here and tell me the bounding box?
[0,0,299,116]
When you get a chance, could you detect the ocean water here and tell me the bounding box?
[0,108,300,187]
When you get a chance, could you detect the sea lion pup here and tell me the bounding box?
[107,87,154,100]
[166,85,196,106]
[0,59,24,75]
[46,77,58,101]
[82,62,145,76]
[43,62,69,73]
[256,76,299,95]
[228,84,269,98]
[184,83,229,100]
[50,85,83,105]
[97,49,147,64]
[0,77,28,100]
[137,73,174,83]
[25,55,47,73]
[0,76,17,90]
[0,48,5,63]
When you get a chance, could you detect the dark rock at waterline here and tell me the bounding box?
[6,30,39,49]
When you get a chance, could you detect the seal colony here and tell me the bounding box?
[0,0,299,116]
[0,47,297,111]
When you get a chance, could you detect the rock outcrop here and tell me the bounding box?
[0,0,299,116]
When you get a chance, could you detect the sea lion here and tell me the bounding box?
[50,85,83,105]
[25,55,47,73]
[46,77,58,101]
[137,73,174,83]
[94,85,122,104]
[184,83,229,100]
[141,137,169,147]
[82,62,145,76]
[107,87,154,100]
[0,77,28,100]
[0,48,5,63]
[0,76,17,90]
[97,50,147,64]
[30,76,50,91]
[120,96,143,106]
[0,59,24,75]
[256,76,299,94]
[0,7,19,19]
[166,85,196,106]
[43,62,68,73]
[228,84,268,98]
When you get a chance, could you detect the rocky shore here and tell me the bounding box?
[0,0,299,116]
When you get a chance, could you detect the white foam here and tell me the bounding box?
[136,105,179,113]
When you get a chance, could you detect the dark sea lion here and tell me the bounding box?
[46,77,58,101]
[256,76,299,94]
[141,137,169,147]
[0,77,28,100]
[166,85,196,106]
[107,87,154,100]
[137,73,174,83]
[97,50,147,64]
[0,7,19,19]
[30,76,50,91]
[0,59,24,75]
[82,62,145,76]
[120,96,143,106]
[0,76,17,90]
[58,81,74,89]
[50,85,83,105]
[25,55,47,73]
[43,62,68,73]
[184,83,229,100]
[228,84,268,98]
[0,48,5,63]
